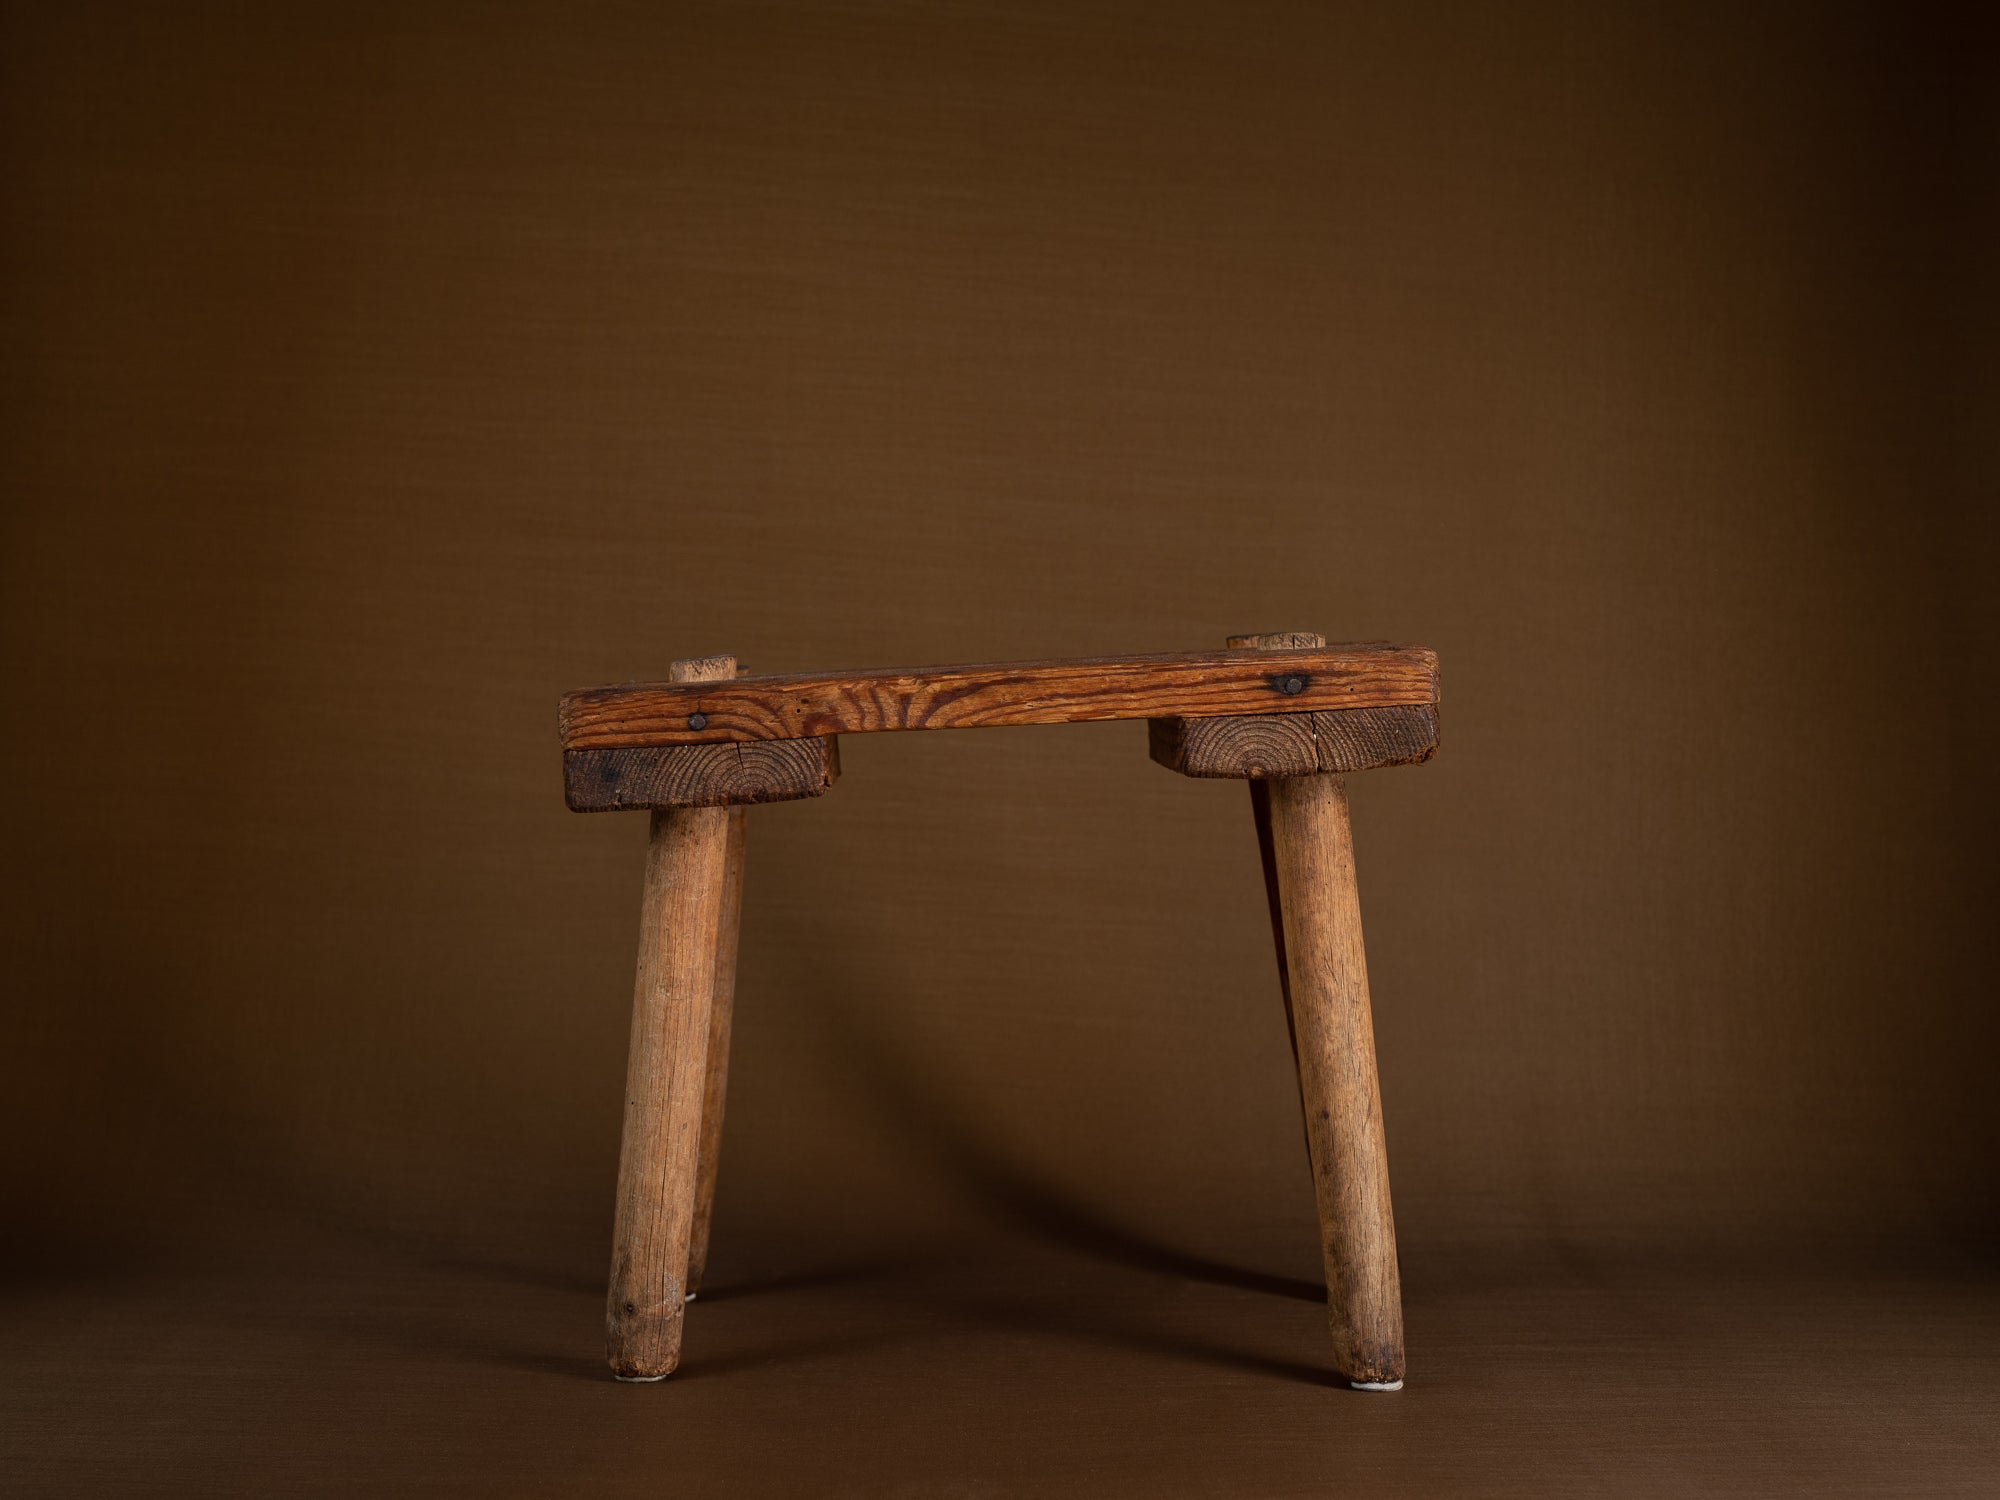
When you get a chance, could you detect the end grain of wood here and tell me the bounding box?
[563,737,840,811]
[1147,704,1437,779]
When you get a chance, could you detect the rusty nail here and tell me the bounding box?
[688,712,708,730]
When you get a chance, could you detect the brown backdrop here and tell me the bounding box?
[5,1,1994,1300]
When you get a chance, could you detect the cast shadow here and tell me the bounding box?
[791,926,1321,1303]
[497,1350,612,1385]
[941,1289,1336,1387]
[693,1257,910,1304]
[487,1327,908,1385]
[760,924,1348,1385]
[416,1245,602,1298]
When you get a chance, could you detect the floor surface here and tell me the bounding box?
[3,1227,1995,1496]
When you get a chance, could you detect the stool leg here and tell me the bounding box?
[1264,772,1406,1389]
[605,803,730,1380]
[686,805,746,1297]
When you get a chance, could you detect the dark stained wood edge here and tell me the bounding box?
[566,737,840,811]
[1313,703,1439,774]
[560,644,1438,749]
[1148,704,1439,779]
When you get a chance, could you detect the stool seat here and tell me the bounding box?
[561,643,1437,747]
[562,632,1439,1390]
[562,642,1438,810]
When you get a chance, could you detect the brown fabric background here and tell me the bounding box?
[2,4,1994,1474]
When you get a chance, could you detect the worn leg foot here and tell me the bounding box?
[1265,771,1406,1389]
[686,804,746,1297]
[606,655,736,1381]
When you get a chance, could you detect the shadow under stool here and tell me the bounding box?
[558,631,1440,1390]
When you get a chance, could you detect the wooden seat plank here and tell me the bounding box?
[560,644,1438,751]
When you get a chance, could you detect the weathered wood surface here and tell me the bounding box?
[565,737,840,811]
[1148,703,1437,779]
[686,805,746,1297]
[1146,630,1437,779]
[1225,630,1326,652]
[1268,771,1406,1389]
[560,645,1438,750]
[605,655,736,1381]
[1218,632,1405,1389]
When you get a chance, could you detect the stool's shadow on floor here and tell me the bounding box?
[694,1259,910,1304]
[764,936,1338,1385]
[793,929,1320,1302]
[748,921,1337,1385]
[472,1261,920,1385]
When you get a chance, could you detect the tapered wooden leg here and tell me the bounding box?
[686,805,746,1297]
[1265,772,1406,1389]
[605,654,735,1381]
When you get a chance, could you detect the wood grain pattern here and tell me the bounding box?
[1148,704,1438,779]
[564,737,840,811]
[560,645,1437,749]
[604,655,736,1381]
[686,805,746,1297]
[1309,703,1438,774]
[1268,772,1405,1388]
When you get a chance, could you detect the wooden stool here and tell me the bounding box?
[559,632,1440,1389]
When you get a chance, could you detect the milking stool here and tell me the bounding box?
[559,631,1440,1389]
